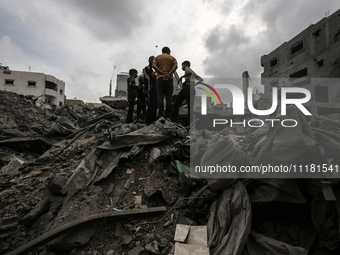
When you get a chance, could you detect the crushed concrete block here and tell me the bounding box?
[128,245,144,255]
[48,225,95,251]
[122,235,133,245]
[48,175,68,195]
[145,240,160,254]
[115,223,126,238]
[126,168,134,174]
[174,224,190,242]
[134,195,142,206]
[173,225,209,255]
[174,242,209,255]
[149,147,161,164]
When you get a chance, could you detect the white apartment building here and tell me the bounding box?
[0,69,65,106]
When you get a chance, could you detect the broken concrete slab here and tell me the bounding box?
[149,147,161,164]
[48,175,68,196]
[134,195,142,207]
[47,225,96,251]
[99,125,172,150]
[79,112,119,128]
[7,207,166,255]
[174,242,209,255]
[0,137,58,153]
[122,235,133,245]
[174,224,191,243]
[0,154,25,175]
[1,129,28,138]
[145,240,160,254]
[186,226,208,247]
[128,245,144,255]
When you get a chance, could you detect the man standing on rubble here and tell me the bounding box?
[153,47,178,119]
[144,56,157,125]
[173,61,203,123]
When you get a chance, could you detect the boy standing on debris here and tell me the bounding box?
[153,47,178,119]
[126,69,139,123]
[172,61,203,123]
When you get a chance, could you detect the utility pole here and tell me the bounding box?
[109,66,116,97]
[242,71,249,109]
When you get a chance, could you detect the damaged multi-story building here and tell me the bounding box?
[0,67,66,107]
[261,9,340,118]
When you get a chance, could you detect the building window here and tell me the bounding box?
[45,81,57,91]
[270,57,278,68]
[5,79,14,85]
[333,14,340,42]
[28,81,36,86]
[59,101,63,106]
[316,60,324,67]
[290,41,304,56]
[290,68,308,78]
[59,89,63,94]
[312,29,320,37]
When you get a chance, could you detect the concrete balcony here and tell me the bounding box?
[45,88,57,98]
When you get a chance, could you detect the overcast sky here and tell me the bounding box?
[1,0,339,102]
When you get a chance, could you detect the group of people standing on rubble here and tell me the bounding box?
[126,46,203,125]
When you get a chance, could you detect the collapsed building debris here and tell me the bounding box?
[1,89,340,255]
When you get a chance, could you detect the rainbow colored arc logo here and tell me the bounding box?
[196,82,223,106]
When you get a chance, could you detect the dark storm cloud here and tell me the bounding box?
[203,0,236,15]
[203,24,253,77]
[205,25,250,52]
[203,43,265,79]
[203,0,340,79]
[59,0,145,41]
[0,7,65,67]
[242,0,338,48]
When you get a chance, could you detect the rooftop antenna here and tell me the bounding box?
[325,10,329,17]
[109,65,116,97]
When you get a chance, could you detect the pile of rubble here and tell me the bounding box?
[1,89,340,255]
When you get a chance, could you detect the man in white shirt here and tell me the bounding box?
[172,60,203,123]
